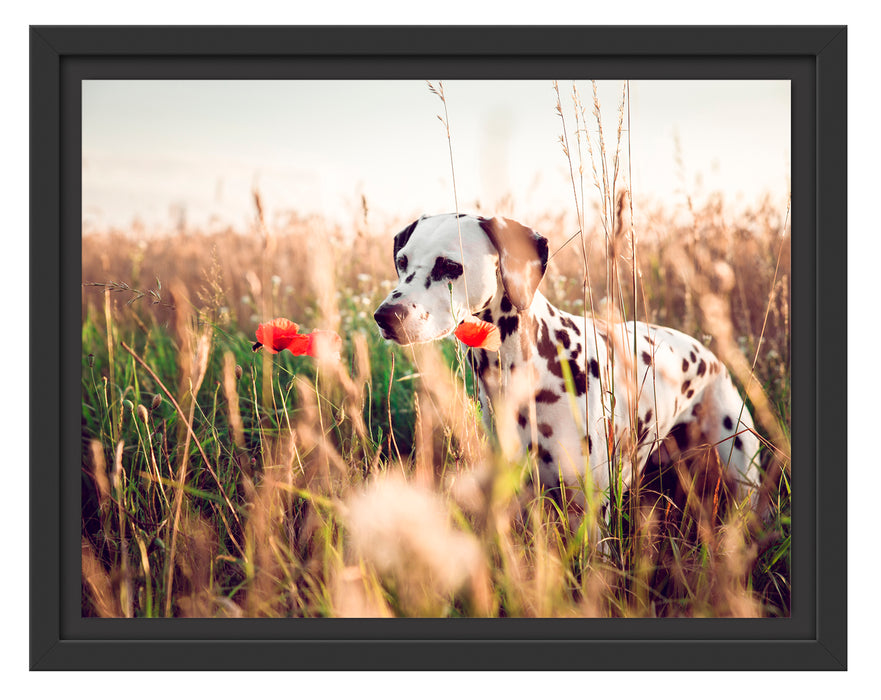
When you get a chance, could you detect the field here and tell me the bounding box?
[81,84,791,618]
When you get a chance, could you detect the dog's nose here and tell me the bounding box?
[374,303,408,340]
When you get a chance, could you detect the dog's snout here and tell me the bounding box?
[374,302,405,327]
[374,302,408,339]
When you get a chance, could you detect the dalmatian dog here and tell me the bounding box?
[374,213,762,525]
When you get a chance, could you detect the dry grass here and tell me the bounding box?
[80,188,790,618]
[80,82,790,620]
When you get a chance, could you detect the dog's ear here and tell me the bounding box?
[393,217,421,263]
[479,216,549,311]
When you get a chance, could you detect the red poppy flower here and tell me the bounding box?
[254,319,342,361]
[253,318,300,353]
[454,316,501,351]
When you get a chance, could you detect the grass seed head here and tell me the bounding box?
[345,474,485,615]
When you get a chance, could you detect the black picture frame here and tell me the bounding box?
[30,25,846,671]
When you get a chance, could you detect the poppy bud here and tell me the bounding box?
[137,404,149,423]
[123,399,134,412]
[151,394,162,410]
[235,364,243,380]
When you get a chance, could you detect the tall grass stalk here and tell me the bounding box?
[428,81,482,407]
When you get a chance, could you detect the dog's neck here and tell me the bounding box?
[469,285,595,404]
[470,286,549,389]
[478,284,541,334]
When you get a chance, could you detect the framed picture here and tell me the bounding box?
[31,25,846,670]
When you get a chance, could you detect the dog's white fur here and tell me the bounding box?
[375,213,762,518]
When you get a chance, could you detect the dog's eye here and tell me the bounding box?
[396,255,408,272]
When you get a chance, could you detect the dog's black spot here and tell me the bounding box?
[500,294,512,313]
[547,303,556,317]
[690,350,697,363]
[526,442,555,466]
[667,422,690,450]
[498,314,519,341]
[643,351,653,366]
[734,436,743,450]
[472,348,500,389]
[589,359,600,379]
[537,320,555,361]
[535,389,560,404]
[644,408,653,424]
[681,379,691,394]
[588,435,593,454]
[636,417,650,444]
[538,423,553,438]
[572,366,587,395]
[644,335,655,346]
[572,343,582,358]
[682,358,689,372]
[555,328,571,349]
[478,307,494,323]
[686,389,694,399]
[479,295,494,311]
[430,256,464,283]
[405,272,415,284]
[561,316,578,332]
[538,322,582,391]
[723,416,733,430]
[517,411,528,428]
[697,359,707,377]
[476,349,490,376]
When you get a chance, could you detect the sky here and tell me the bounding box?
[82,80,790,234]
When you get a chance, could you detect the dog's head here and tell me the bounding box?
[374,213,548,345]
